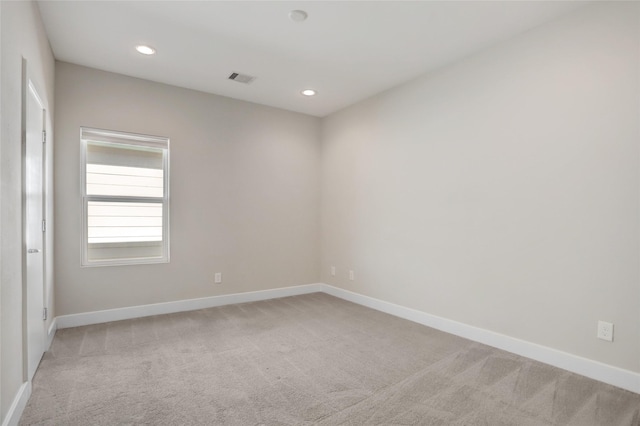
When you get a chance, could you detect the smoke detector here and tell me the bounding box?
[289,10,308,22]
[228,72,256,85]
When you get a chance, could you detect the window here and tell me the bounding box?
[81,127,169,266]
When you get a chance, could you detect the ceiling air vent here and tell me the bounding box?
[228,72,256,84]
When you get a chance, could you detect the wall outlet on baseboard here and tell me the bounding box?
[597,320,613,342]
[330,266,336,276]
[214,272,222,284]
[349,270,355,281]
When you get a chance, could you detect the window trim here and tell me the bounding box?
[80,127,170,267]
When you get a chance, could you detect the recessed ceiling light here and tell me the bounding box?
[135,45,156,55]
[301,89,316,96]
[289,10,308,22]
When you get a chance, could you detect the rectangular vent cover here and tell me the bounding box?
[228,72,256,84]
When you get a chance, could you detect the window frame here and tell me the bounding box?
[80,127,170,267]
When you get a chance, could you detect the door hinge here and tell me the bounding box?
[42,219,46,232]
[42,130,46,143]
[43,307,48,321]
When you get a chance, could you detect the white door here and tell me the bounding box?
[25,79,46,381]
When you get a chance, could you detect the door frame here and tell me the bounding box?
[21,59,48,382]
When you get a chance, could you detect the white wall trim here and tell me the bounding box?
[50,282,639,394]
[1,381,31,426]
[320,284,640,394]
[56,284,323,329]
[45,317,57,350]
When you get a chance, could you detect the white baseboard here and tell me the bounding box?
[46,318,57,350]
[56,283,323,329]
[321,284,640,394]
[1,381,31,426]
[49,281,639,394]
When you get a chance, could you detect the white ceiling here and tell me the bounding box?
[37,1,587,117]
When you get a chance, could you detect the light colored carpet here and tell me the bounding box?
[20,293,640,425]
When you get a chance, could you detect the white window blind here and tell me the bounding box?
[81,128,169,266]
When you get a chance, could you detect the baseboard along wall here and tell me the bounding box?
[321,285,640,395]
[2,382,31,426]
[55,283,324,329]
[52,283,639,394]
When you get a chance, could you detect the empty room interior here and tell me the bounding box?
[1,0,640,424]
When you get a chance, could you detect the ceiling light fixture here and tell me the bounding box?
[289,10,308,22]
[135,45,156,55]
[301,89,316,96]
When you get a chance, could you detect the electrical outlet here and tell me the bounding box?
[597,320,613,342]
[330,266,336,276]
[349,270,355,281]
[214,272,222,284]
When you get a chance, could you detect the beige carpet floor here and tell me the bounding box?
[20,293,640,425]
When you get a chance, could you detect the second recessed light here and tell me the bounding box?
[135,45,156,55]
[301,89,316,96]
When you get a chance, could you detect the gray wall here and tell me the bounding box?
[321,2,640,373]
[54,62,321,316]
[0,1,55,421]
